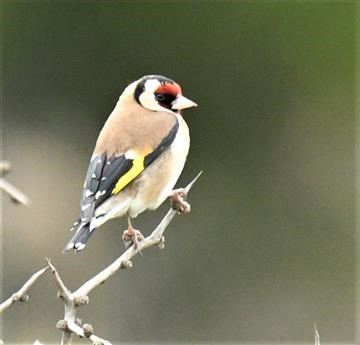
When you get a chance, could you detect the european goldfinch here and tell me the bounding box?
[64,75,197,252]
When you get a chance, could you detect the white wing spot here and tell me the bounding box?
[95,190,106,200]
[125,149,140,160]
[85,189,93,197]
[81,203,91,211]
[75,242,86,251]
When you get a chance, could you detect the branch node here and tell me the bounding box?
[75,317,82,326]
[74,295,89,306]
[120,260,133,269]
[56,319,68,331]
[158,236,165,250]
[56,290,64,300]
[83,323,94,337]
[19,294,30,303]
[12,293,29,303]
[12,293,20,302]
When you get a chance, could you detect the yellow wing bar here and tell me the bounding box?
[111,158,144,195]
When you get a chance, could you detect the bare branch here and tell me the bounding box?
[74,171,202,298]
[0,177,30,206]
[314,323,320,345]
[0,161,31,205]
[47,172,202,344]
[0,267,48,313]
[48,259,113,345]
[46,258,77,344]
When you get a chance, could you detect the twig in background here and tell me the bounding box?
[0,160,30,206]
[0,267,48,313]
[314,323,320,345]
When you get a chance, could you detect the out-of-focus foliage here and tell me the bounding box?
[2,2,355,343]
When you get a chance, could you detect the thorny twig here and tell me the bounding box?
[47,171,202,345]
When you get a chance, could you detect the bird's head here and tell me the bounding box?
[121,75,198,114]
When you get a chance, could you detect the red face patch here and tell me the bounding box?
[155,82,182,96]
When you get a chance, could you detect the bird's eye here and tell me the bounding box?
[154,92,176,110]
[155,93,166,102]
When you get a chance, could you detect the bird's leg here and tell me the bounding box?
[122,216,145,250]
[169,188,191,214]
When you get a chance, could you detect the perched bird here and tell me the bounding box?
[64,75,197,252]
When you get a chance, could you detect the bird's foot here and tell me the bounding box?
[122,227,145,250]
[170,188,191,214]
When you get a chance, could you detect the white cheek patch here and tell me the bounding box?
[139,92,163,111]
[139,79,174,114]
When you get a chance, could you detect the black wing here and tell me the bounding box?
[79,154,131,223]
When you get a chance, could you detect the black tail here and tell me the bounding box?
[63,222,94,252]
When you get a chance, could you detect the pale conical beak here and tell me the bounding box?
[171,95,198,110]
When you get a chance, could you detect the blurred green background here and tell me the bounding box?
[1,1,355,344]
